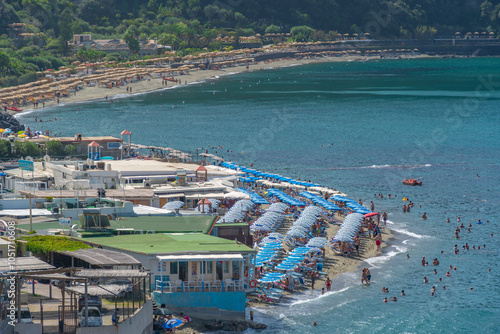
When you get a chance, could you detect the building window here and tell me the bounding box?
[170,262,178,275]
[223,261,229,273]
[232,261,240,277]
[202,261,213,274]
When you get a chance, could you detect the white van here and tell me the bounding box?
[79,306,102,327]
[14,307,34,323]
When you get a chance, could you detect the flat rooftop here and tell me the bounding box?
[50,159,239,178]
[109,215,216,233]
[16,215,217,234]
[78,233,254,254]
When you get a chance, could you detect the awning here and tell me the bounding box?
[74,269,149,278]
[66,284,129,296]
[158,193,185,198]
[184,193,225,199]
[157,254,243,262]
[0,256,54,273]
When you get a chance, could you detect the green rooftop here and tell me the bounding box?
[109,216,216,233]
[16,215,216,234]
[77,233,254,254]
[16,221,62,231]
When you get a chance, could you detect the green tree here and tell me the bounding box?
[290,25,315,41]
[124,32,140,54]
[203,4,220,21]
[0,52,10,76]
[14,141,41,157]
[58,8,74,54]
[64,144,76,156]
[265,25,281,34]
[0,140,12,158]
[45,140,64,156]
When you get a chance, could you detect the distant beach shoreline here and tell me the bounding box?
[13,54,434,118]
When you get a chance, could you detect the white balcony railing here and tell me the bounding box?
[155,279,248,293]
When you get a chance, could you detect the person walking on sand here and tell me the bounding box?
[375,233,382,251]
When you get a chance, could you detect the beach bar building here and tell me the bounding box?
[78,233,256,320]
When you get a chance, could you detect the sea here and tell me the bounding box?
[17,57,500,333]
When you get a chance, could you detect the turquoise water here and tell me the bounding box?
[18,58,500,333]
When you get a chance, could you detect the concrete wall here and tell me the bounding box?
[76,299,153,334]
[153,291,245,321]
[12,323,42,334]
[61,202,134,219]
[0,319,14,334]
[0,199,30,209]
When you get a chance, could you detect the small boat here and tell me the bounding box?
[6,107,23,112]
[403,178,422,186]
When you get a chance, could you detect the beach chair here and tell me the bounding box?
[298,276,306,288]
[256,288,282,300]
[257,293,280,303]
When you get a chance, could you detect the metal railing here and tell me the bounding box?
[155,279,248,293]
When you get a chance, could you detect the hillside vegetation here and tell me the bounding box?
[0,0,499,86]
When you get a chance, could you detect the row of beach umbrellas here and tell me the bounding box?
[266,188,307,206]
[333,213,365,242]
[236,187,269,205]
[299,191,341,211]
[250,212,285,233]
[216,199,254,223]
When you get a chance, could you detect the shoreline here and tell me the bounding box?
[13,54,434,118]
[175,220,395,333]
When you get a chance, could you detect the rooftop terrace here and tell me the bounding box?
[79,233,254,254]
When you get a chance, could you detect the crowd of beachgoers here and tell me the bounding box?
[211,161,392,306]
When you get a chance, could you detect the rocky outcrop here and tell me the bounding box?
[0,112,25,132]
[204,320,267,332]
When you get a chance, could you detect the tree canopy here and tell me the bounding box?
[0,0,499,87]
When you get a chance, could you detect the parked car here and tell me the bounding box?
[78,295,102,311]
[14,307,34,324]
[79,306,102,327]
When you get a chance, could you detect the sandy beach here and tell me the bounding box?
[172,214,393,333]
[13,54,433,116]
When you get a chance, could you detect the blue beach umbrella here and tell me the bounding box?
[163,319,183,329]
